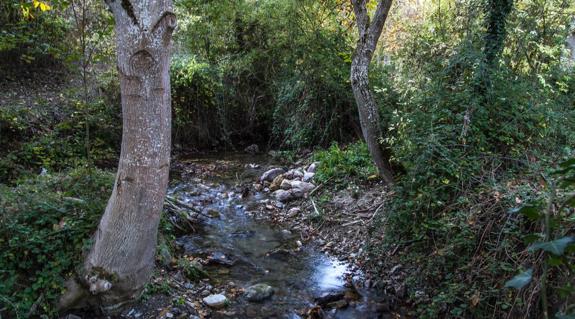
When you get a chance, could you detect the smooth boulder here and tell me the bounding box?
[260,168,285,182]
[274,189,293,202]
[289,181,315,193]
[203,294,228,308]
[285,169,304,179]
[244,283,274,302]
[280,179,292,190]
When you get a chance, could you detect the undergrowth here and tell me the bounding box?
[0,167,185,318]
[0,167,114,318]
[313,142,377,185]
[0,98,121,183]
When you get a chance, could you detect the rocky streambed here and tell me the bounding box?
[99,154,397,319]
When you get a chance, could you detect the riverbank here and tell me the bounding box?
[97,154,401,319]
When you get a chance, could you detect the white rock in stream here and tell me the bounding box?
[203,294,228,308]
[244,283,274,302]
[285,169,304,179]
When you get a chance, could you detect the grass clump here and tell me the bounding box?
[313,142,377,185]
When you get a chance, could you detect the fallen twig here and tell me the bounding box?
[342,220,363,227]
[309,177,333,196]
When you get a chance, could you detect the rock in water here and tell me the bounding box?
[314,291,345,306]
[244,283,274,302]
[260,168,285,182]
[207,251,236,266]
[203,294,228,308]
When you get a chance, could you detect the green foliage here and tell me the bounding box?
[173,0,357,150]
[313,142,377,185]
[365,0,575,317]
[0,0,69,67]
[143,277,172,298]
[170,55,223,149]
[177,258,207,282]
[0,98,121,183]
[0,167,114,318]
[504,157,575,318]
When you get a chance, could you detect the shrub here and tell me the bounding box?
[364,3,575,317]
[313,142,377,185]
[0,98,121,183]
[170,55,223,149]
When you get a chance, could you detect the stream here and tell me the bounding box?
[167,155,388,319]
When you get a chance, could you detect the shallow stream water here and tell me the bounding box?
[169,155,388,318]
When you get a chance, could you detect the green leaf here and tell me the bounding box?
[523,234,542,244]
[559,158,575,169]
[529,237,575,255]
[505,269,532,289]
[509,205,541,221]
[547,255,563,266]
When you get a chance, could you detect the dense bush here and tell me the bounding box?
[173,0,359,150]
[170,55,223,150]
[364,0,575,317]
[0,0,69,69]
[313,142,377,185]
[0,98,121,183]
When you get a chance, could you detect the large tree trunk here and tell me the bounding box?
[60,0,176,313]
[350,0,394,185]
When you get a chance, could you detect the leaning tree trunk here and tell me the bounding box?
[60,0,176,313]
[350,0,394,185]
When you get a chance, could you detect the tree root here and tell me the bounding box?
[58,278,89,312]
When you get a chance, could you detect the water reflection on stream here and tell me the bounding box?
[170,156,386,318]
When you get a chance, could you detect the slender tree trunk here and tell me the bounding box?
[568,28,575,62]
[350,0,394,185]
[60,0,176,313]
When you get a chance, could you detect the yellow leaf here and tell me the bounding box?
[39,2,51,11]
[33,0,51,11]
[21,5,33,19]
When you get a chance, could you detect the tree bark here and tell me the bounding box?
[60,0,176,313]
[350,0,394,185]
